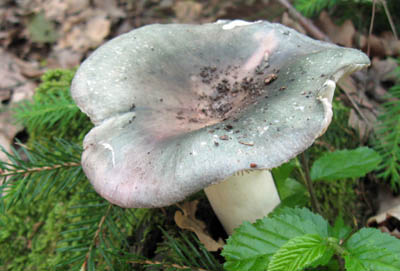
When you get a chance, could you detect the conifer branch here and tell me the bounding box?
[0,162,80,176]
[81,204,113,270]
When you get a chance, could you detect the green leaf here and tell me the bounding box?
[222,208,330,271]
[330,215,352,241]
[344,228,400,271]
[272,160,296,184]
[273,192,309,213]
[28,12,58,43]
[268,234,335,271]
[310,147,382,181]
[275,177,306,201]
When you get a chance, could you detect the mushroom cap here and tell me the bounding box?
[71,20,370,208]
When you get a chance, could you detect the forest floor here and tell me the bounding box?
[1,0,400,262]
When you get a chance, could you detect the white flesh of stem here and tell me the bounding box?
[204,170,280,235]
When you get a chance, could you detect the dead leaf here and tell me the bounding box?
[318,11,355,47]
[0,49,34,170]
[49,48,82,68]
[86,15,111,47]
[28,12,58,43]
[93,0,126,19]
[366,58,398,102]
[281,12,306,34]
[173,1,203,23]
[367,187,400,238]
[56,9,111,53]
[174,200,224,251]
[0,49,35,102]
[348,109,371,141]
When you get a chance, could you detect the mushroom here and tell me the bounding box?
[71,20,370,235]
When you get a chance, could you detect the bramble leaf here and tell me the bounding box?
[310,147,381,181]
[222,208,329,271]
[344,228,400,271]
[268,234,335,271]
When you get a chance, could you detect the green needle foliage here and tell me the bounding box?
[0,139,83,211]
[1,68,222,271]
[13,69,92,144]
[294,0,339,17]
[374,84,400,190]
[1,67,398,270]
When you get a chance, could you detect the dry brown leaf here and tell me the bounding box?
[93,0,126,19]
[174,200,224,251]
[56,9,110,53]
[366,58,398,102]
[0,49,35,103]
[281,12,306,34]
[348,109,371,141]
[173,1,203,23]
[318,11,355,47]
[367,187,400,238]
[86,15,111,46]
[338,75,378,141]
[0,50,31,172]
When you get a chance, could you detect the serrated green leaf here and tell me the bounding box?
[344,228,400,271]
[272,192,309,214]
[330,215,352,241]
[272,160,296,184]
[310,147,382,181]
[222,208,330,271]
[268,234,335,271]
[275,177,306,201]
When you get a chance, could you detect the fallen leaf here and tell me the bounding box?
[0,49,35,103]
[174,200,224,251]
[28,12,58,43]
[93,0,126,19]
[281,12,306,34]
[366,58,398,102]
[86,15,111,47]
[0,49,34,171]
[317,11,355,47]
[367,187,400,238]
[348,109,370,141]
[173,1,203,23]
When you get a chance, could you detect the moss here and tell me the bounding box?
[0,193,70,271]
[308,96,363,225]
[18,68,93,146]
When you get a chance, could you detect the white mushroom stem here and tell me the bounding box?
[204,170,280,235]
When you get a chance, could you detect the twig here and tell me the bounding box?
[314,140,335,152]
[339,85,370,124]
[81,204,113,270]
[367,0,377,56]
[128,259,211,271]
[300,153,322,214]
[0,162,80,177]
[275,0,330,41]
[381,0,398,40]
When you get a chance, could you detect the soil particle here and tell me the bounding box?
[176,63,279,127]
[197,64,277,121]
[264,73,277,85]
[239,141,254,146]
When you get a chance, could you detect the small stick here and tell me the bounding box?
[275,0,330,41]
[367,0,377,56]
[381,0,398,40]
[300,153,322,214]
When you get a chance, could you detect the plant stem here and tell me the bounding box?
[300,153,321,214]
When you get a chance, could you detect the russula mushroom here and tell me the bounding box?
[71,20,370,235]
